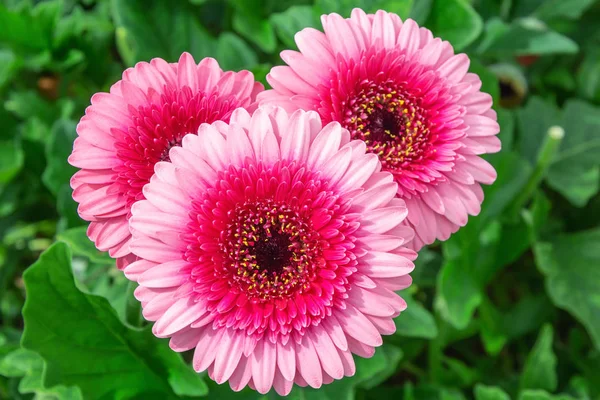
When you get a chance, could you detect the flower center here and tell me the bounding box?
[221,199,322,301]
[343,80,432,170]
[253,230,293,275]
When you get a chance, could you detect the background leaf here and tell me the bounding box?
[534,229,600,350]
[520,325,558,392]
[111,0,216,65]
[21,242,207,399]
[426,0,483,50]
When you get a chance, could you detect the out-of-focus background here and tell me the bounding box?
[1,0,600,399]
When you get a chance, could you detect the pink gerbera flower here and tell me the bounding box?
[69,53,263,268]
[124,107,416,395]
[259,9,500,250]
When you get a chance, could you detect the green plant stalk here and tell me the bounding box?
[510,126,564,215]
[125,280,143,328]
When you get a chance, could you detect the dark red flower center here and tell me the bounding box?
[221,200,322,301]
[343,80,433,170]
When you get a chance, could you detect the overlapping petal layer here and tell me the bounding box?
[69,52,263,267]
[259,9,500,250]
[126,107,416,395]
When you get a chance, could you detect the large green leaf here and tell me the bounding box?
[534,228,600,350]
[21,242,208,399]
[520,325,557,392]
[426,0,483,50]
[111,0,216,65]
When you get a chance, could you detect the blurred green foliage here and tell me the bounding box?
[1,0,600,399]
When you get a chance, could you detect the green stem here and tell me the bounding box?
[510,125,564,216]
[125,280,143,327]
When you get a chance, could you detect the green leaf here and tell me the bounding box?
[216,33,259,71]
[436,258,482,330]
[517,98,560,165]
[520,325,557,392]
[518,97,600,207]
[577,48,600,103]
[479,299,507,356]
[111,0,216,65]
[394,292,438,339]
[546,100,600,207]
[360,344,403,389]
[21,242,208,399]
[474,384,510,400]
[232,11,276,53]
[480,19,578,56]
[534,228,600,350]
[0,139,24,184]
[0,348,39,378]
[42,119,77,196]
[56,227,114,265]
[315,0,413,18]
[426,0,483,50]
[0,49,19,89]
[408,0,432,24]
[0,348,82,399]
[547,166,599,208]
[441,357,477,387]
[270,6,319,50]
[518,390,577,400]
[504,296,554,340]
[5,90,71,125]
[532,0,596,20]
[0,3,52,53]
[380,0,414,19]
[410,246,442,288]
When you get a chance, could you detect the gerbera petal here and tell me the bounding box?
[124,106,416,394]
